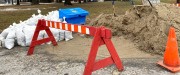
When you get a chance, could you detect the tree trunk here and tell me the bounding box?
[48,0,51,2]
[84,0,86,3]
[177,0,180,3]
[31,0,39,5]
[17,0,20,5]
[12,0,13,5]
[57,0,62,3]
[64,0,72,5]
[78,0,81,3]
[60,0,62,3]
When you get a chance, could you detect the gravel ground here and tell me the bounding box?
[0,46,179,75]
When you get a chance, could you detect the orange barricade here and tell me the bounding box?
[27,19,124,75]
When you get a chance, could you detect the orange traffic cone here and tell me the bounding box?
[178,3,180,7]
[173,4,180,7]
[157,27,180,72]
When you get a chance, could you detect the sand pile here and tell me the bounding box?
[90,3,180,54]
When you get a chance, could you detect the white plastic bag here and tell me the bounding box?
[0,40,1,47]
[23,25,36,46]
[65,31,73,41]
[44,28,59,44]
[15,25,26,46]
[52,28,60,42]
[23,25,44,46]
[0,37,5,47]
[24,12,43,26]
[45,10,60,22]
[59,30,65,41]
[39,31,45,40]
[0,26,12,38]
[1,39,5,47]
[0,41,1,47]
[5,39,15,49]
[0,36,3,47]
[5,29,16,49]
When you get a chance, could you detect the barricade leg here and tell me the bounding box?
[27,20,57,55]
[83,28,101,75]
[83,27,124,75]
[104,38,124,71]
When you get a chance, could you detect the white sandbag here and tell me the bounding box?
[0,35,4,41]
[0,35,5,47]
[15,25,26,46]
[24,12,44,26]
[0,36,5,47]
[45,10,60,22]
[5,29,16,49]
[23,25,35,46]
[50,10,60,21]
[0,40,1,47]
[24,17,39,26]
[37,9,41,14]
[0,41,1,47]
[6,29,16,39]
[0,37,3,47]
[5,39,15,49]
[0,25,14,48]
[59,30,65,41]
[23,25,45,46]
[64,31,73,41]
[39,31,45,40]
[53,30,60,42]
[44,28,60,44]
[0,27,12,38]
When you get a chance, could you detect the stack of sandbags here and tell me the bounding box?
[0,9,73,49]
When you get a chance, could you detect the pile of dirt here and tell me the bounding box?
[89,3,180,54]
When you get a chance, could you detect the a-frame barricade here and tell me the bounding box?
[27,20,57,55]
[83,27,124,75]
[27,19,124,75]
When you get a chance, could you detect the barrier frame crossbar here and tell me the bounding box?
[27,19,124,75]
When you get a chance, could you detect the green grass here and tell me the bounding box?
[0,0,176,31]
[161,0,176,3]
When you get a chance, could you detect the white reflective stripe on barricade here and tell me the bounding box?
[45,20,90,35]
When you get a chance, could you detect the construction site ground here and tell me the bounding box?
[1,1,180,75]
[0,34,179,75]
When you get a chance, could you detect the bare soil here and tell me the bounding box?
[0,34,160,75]
[89,3,180,55]
[35,34,157,62]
